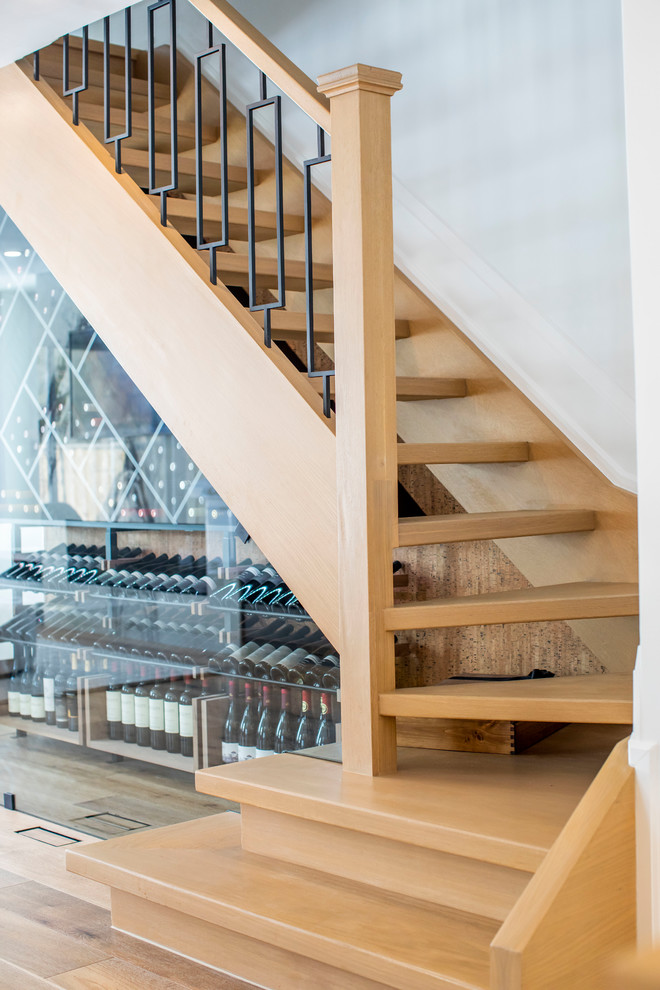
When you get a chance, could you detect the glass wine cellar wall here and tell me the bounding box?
[0,206,340,834]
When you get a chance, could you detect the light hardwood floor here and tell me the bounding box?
[0,806,258,989]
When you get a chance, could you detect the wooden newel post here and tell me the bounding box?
[317,63,402,776]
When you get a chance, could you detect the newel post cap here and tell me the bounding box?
[317,63,403,99]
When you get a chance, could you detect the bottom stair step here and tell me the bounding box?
[67,813,496,990]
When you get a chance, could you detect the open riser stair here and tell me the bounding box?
[0,0,640,986]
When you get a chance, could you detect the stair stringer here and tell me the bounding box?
[0,61,340,646]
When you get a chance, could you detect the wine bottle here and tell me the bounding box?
[221,679,242,764]
[178,675,194,757]
[121,668,137,744]
[316,692,336,746]
[42,652,57,725]
[268,648,311,682]
[30,659,45,722]
[295,688,318,750]
[164,675,181,754]
[274,687,297,753]
[7,653,22,717]
[149,668,166,750]
[238,681,258,761]
[255,683,278,758]
[251,645,293,680]
[66,654,79,732]
[19,651,33,719]
[54,658,69,729]
[134,666,152,747]
[105,661,123,740]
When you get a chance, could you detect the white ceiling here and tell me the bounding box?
[0,1,130,68]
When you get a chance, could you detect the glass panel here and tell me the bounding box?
[0,206,341,836]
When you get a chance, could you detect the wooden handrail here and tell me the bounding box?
[186,0,331,132]
[490,736,636,989]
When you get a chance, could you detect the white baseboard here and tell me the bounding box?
[392,180,637,492]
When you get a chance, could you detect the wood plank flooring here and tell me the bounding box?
[0,807,258,989]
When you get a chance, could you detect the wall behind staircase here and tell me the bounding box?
[223,0,637,492]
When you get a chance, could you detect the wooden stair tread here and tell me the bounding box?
[159,196,305,239]
[252,310,411,341]
[385,581,639,630]
[77,102,218,142]
[309,376,467,400]
[202,251,333,291]
[68,812,496,990]
[195,725,627,870]
[48,36,137,61]
[397,508,596,546]
[380,673,632,724]
[397,441,530,465]
[121,147,253,191]
[37,64,170,100]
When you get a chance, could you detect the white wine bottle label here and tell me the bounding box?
[164,701,179,734]
[222,741,238,763]
[238,744,256,761]
[121,693,135,726]
[19,693,31,717]
[30,695,45,720]
[106,690,122,723]
[134,695,149,728]
[43,678,55,712]
[179,706,194,738]
[7,689,20,714]
[149,698,165,731]
[255,748,276,759]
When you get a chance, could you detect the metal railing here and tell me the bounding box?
[32,0,335,417]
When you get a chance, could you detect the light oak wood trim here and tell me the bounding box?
[397,441,531,465]
[38,62,170,100]
[252,310,411,341]
[121,147,254,189]
[397,508,596,547]
[78,101,218,143]
[309,376,467,400]
[320,65,402,775]
[491,737,636,990]
[157,197,304,239]
[317,64,403,99]
[4,62,340,646]
[385,582,640,630]
[240,804,532,922]
[186,0,331,132]
[395,717,562,754]
[380,673,633,723]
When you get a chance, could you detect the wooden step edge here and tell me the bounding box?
[120,148,254,187]
[396,508,597,547]
[397,441,530,465]
[252,311,411,341]
[195,755,551,872]
[47,36,138,61]
[307,376,468,400]
[384,582,640,631]
[378,674,633,725]
[156,196,305,236]
[77,101,218,142]
[67,813,495,990]
[38,62,171,99]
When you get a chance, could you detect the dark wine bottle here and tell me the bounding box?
[274,687,298,753]
[221,679,243,764]
[164,676,181,754]
[66,654,79,732]
[295,688,318,750]
[30,659,45,722]
[255,683,278,758]
[19,652,33,720]
[134,666,152,747]
[121,667,137,744]
[316,692,336,746]
[7,653,22,717]
[149,668,166,750]
[238,681,259,761]
[178,676,194,757]
[106,661,123,740]
[54,658,69,729]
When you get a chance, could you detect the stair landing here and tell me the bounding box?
[196,724,629,872]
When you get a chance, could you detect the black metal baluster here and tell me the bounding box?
[63,26,89,126]
[246,72,285,347]
[148,0,178,226]
[103,8,132,174]
[33,51,40,81]
[194,21,228,284]
[304,127,333,416]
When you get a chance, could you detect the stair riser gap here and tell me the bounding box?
[241,805,531,922]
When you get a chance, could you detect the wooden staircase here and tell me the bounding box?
[0,3,640,986]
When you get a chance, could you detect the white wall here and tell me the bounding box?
[212,0,637,489]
